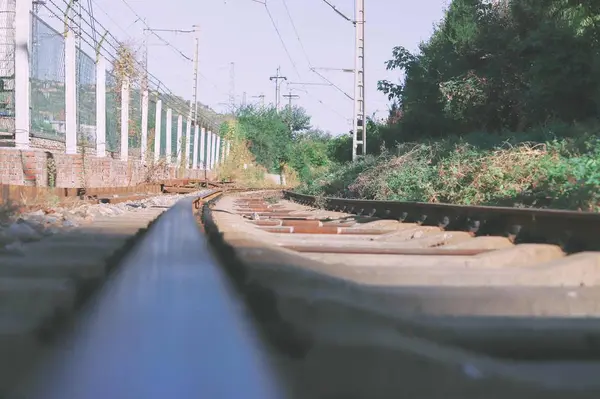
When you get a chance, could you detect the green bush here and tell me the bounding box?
[297,128,600,211]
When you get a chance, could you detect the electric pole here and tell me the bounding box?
[282,91,300,132]
[190,25,200,125]
[242,91,247,107]
[269,66,287,111]
[352,0,366,161]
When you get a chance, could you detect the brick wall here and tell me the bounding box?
[0,148,214,188]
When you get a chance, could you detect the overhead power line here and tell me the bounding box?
[319,0,352,22]
[47,0,222,123]
[280,0,353,100]
[258,0,350,123]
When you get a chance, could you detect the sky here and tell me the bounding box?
[40,0,449,134]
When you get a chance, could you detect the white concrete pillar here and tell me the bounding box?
[226,140,231,159]
[209,133,215,169]
[140,90,149,162]
[95,55,106,157]
[120,77,130,161]
[206,131,212,170]
[211,132,217,169]
[185,118,191,168]
[153,99,162,162]
[176,115,183,165]
[15,0,32,149]
[215,135,221,165]
[192,125,199,169]
[199,127,206,169]
[64,29,77,154]
[211,134,218,169]
[165,108,172,164]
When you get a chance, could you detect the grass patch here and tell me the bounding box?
[297,125,600,212]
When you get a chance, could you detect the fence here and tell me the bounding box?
[30,13,65,142]
[4,0,227,171]
[0,0,15,135]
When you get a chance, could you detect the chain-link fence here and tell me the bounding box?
[30,13,65,142]
[0,0,15,136]
[76,48,96,146]
[181,118,188,166]
[128,83,142,157]
[171,115,178,163]
[148,96,156,157]
[160,106,167,157]
[105,71,119,154]
[189,123,195,167]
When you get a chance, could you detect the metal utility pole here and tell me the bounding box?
[191,25,200,125]
[352,0,366,161]
[242,91,247,106]
[282,91,299,132]
[143,26,198,122]
[318,0,365,161]
[269,66,287,111]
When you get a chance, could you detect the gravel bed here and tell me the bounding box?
[0,191,206,255]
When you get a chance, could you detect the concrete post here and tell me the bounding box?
[206,131,212,170]
[165,108,172,164]
[14,0,32,149]
[211,132,217,169]
[154,99,162,162]
[226,140,231,159]
[120,77,130,161]
[213,133,218,169]
[140,89,149,162]
[199,127,206,169]
[176,115,183,166]
[64,29,77,154]
[211,134,218,169]
[215,135,221,165]
[95,55,106,157]
[192,125,199,169]
[185,118,191,168]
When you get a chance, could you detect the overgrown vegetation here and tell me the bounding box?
[295,0,600,211]
[216,105,333,187]
[298,127,600,211]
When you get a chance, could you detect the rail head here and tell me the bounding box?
[22,192,283,399]
[283,191,600,251]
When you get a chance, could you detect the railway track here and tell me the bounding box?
[0,189,219,398]
[204,190,600,398]
[4,188,600,398]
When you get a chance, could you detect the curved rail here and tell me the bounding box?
[22,190,282,399]
[284,191,600,251]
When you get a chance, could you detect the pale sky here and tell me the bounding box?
[40,0,449,134]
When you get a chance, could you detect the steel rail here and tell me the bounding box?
[21,190,283,399]
[284,191,600,251]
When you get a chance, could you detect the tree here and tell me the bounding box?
[283,105,311,135]
[377,0,600,140]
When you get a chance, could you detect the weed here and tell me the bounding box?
[297,129,600,212]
